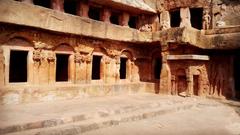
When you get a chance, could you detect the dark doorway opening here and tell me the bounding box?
[88,6,101,21]
[110,12,120,25]
[234,56,240,99]
[9,50,28,83]
[120,58,127,79]
[170,9,181,27]
[64,0,77,15]
[154,58,162,79]
[129,16,137,28]
[193,75,199,96]
[56,54,69,82]
[92,55,102,80]
[190,8,203,30]
[177,76,187,94]
[33,0,51,8]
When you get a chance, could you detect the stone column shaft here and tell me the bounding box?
[51,0,64,12]
[77,1,89,17]
[101,8,111,23]
[120,12,130,27]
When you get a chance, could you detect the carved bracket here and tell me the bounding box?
[32,49,43,62]
[47,51,55,62]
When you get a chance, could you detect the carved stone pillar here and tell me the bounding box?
[159,53,171,94]
[0,48,4,86]
[32,48,42,85]
[85,56,92,83]
[160,11,171,30]
[21,0,33,4]
[74,52,81,83]
[115,57,120,82]
[39,51,49,85]
[51,0,64,12]
[47,51,56,85]
[77,1,89,17]
[104,56,111,83]
[180,8,191,27]
[101,8,111,23]
[69,54,75,82]
[120,12,130,27]
[186,67,193,96]
[171,75,176,95]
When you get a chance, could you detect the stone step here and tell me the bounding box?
[1,100,186,134]
[5,102,195,135]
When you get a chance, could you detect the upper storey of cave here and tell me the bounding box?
[0,0,240,49]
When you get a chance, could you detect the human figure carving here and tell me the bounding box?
[216,4,226,27]
[202,10,211,30]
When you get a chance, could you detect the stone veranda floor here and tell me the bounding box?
[0,93,239,135]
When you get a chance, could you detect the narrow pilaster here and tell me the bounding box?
[120,12,130,27]
[186,67,193,96]
[0,48,5,86]
[101,8,111,23]
[51,0,64,12]
[77,1,89,17]
[159,53,171,94]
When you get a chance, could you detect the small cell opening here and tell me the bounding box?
[9,50,28,83]
[33,0,51,8]
[154,58,162,79]
[64,0,77,15]
[110,12,120,25]
[56,54,69,82]
[92,55,102,80]
[129,16,137,28]
[120,58,127,79]
[88,6,101,21]
[170,9,181,27]
[190,8,203,30]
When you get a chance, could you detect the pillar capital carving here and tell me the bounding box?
[84,55,92,63]
[105,48,121,58]
[33,49,43,62]
[33,41,46,49]
[47,51,55,62]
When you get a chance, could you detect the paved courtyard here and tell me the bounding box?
[0,93,240,135]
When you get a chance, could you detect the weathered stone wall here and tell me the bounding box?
[159,45,234,99]
[0,24,159,104]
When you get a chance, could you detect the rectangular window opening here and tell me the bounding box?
[110,12,120,25]
[33,0,51,8]
[129,16,137,29]
[170,9,181,27]
[64,0,77,15]
[56,54,69,82]
[120,58,127,79]
[190,8,203,30]
[9,50,28,83]
[92,55,102,80]
[88,6,101,21]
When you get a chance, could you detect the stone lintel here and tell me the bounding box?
[167,55,210,61]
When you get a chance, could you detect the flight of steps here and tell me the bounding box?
[2,100,196,135]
